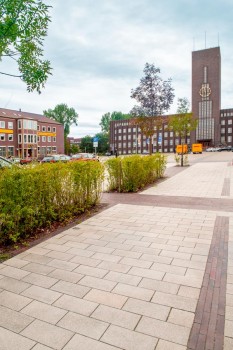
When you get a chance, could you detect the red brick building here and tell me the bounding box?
[0,108,64,159]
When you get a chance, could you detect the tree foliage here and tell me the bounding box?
[80,135,93,153]
[44,104,79,138]
[130,63,175,117]
[0,0,52,93]
[168,113,198,141]
[176,97,190,114]
[100,111,131,134]
[94,132,109,153]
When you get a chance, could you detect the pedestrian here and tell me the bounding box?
[115,149,118,158]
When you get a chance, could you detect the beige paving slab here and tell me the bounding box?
[22,272,58,288]
[123,297,170,321]
[3,257,30,268]
[63,333,120,350]
[54,294,98,316]
[139,278,179,295]
[0,276,30,294]
[19,253,52,265]
[128,266,165,281]
[156,339,186,350]
[84,289,127,309]
[51,279,90,298]
[136,316,190,346]
[21,300,67,324]
[91,304,141,330]
[0,305,34,333]
[48,268,84,283]
[47,259,78,271]
[0,265,30,280]
[23,262,55,276]
[78,275,116,292]
[0,327,35,350]
[22,285,61,305]
[0,290,32,311]
[120,257,153,268]
[74,265,108,278]
[57,311,108,339]
[112,282,154,301]
[104,271,142,286]
[152,291,197,312]
[98,260,131,273]
[21,319,74,350]
[168,308,195,328]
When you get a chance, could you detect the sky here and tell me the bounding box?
[1,0,233,137]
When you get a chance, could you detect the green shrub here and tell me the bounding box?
[0,161,104,245]
[105,153,166,193]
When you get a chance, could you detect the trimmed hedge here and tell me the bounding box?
[105,153,167,192]
[0,161,104,245]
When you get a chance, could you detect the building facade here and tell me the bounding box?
[0,108,64,158]
[110,46,233,155]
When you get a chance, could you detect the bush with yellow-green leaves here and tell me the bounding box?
[105,153,166,192]
[0,161,104,245]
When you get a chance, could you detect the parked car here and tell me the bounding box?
[41,155,71,163]
[0,156,13,169]
[218,146,232,151]
[205,147,215,152]
[105,152,112,156]
[20,158,32,165]
[10,157,21,163]
[71,153,99,161]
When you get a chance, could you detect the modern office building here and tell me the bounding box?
[0,108,64,158]
[110,46,233,154]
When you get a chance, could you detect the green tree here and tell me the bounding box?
[100,111,130,134]
[0,0,52,93]
[168,113,198,166]
[130,63,175,154]
[44,104,79,138]
[94,132,109,154]
[80,135,93,153]
[176,97,190,114]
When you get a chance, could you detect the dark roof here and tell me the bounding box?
[0,108,61,125]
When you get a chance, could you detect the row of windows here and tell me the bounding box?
[221,112,233,117]
[221,128,232,133]
[221,120,232,125]
[0,121,13,129]
[0,146,58,157]
[17,134,57,144]
[115,139,190,148]
[0,134,13,141]
[115,131,175,140]
[37,125,56,132]
[0,119,58,132]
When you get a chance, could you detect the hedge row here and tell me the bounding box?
[105,153,167,192]
[0,161,104,245]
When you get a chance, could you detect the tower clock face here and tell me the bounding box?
[199,84,211,98]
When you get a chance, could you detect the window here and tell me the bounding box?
[123,135,126,140]
[37,136,40,142]
[48,136,51,142]
[34,135,37,143]
[0,147,6,157]
[8,147,14,156]
[42,126,46,132]
[8,122,13,129]
[52,146,57,153]
[228,128,232,134]
[221,128,225,133]
[118,128,122,133]
[8,134,13,141]
[164,132,168,138]
[52,127,56,132]
[170,139,173,145]
[37,125,40,131]
[48,126,51,132]
[123,128,126,133]
[221,136,225,143]
[128,135,131,140]
[128,128,131,132]
[118,136,122,141]
[18,134,22,143]
[0,134,5,141]
[53,137,56,142]
[221,120,225,125]
[228,120,232,125]
[42,136,46,142]
[164,140,168,146]
[228,136,232,142]
[170,131,173,137]
[128,142,131,147]
[18,120,22,129]
[0,121,5,128]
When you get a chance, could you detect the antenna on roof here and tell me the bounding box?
[19,108,21,112]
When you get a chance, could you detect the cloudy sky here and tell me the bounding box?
[1,0,232,137]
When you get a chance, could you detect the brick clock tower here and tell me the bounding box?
[191,47,221,146]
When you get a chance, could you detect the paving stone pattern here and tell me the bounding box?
[0,158,233,349]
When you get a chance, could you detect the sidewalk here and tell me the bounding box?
[0,157,233,349]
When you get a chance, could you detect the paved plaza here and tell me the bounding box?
[0,152,233,349]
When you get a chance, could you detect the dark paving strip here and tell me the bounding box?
[101,193,233,213]
[187,216,229,350]
[221,178,230,196]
